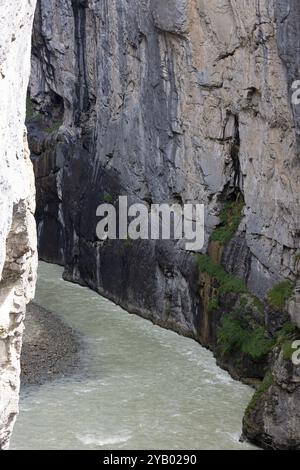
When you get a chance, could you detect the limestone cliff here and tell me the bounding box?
[0,0,37,449]
[28,0,300,449]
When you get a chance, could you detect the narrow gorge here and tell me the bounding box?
[0,0,300,451]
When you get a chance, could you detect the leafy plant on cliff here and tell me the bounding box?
[244,322,300,422]
[208,298,220,313]
[267,281,294,311]
[217,316,247,355]
[210,198,245,245]
[198,254,248,295]
[217,315,275,360]
[277,321,298,340]
[243,327,275,359]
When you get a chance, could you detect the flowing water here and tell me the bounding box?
[11,262,255,450]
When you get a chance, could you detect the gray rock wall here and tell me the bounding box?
[31,0,300,293]
[0,0,37,449]
[28,0,300,449]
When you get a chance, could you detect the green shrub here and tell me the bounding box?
[198,254,247,295]
[217,316,275,359]
[277,321,298,340]
[217,317,247,355]
[242,327,275,359]
[267,281,294,311]
[219,276,248,295]
[198,254,226,278]
[210,199,244,244]
[208,298,220,313]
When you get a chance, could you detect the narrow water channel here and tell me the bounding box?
[11,262,255,450]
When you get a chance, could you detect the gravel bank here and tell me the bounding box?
[21,302,81,386]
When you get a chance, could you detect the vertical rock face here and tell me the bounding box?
[275,1,300,137]
[30,0,300,297]
[0,0,37,449]
[243,346,300,450]
[28,0,300,449]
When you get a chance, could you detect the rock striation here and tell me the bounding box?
[0,0,37,450]
[28,0,300,449]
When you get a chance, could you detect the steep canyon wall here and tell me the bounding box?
[28,0,300,449]
[0,0,37,449]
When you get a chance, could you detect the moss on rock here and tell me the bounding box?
[210,198,245,245]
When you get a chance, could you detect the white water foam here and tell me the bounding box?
[77,434,131,447]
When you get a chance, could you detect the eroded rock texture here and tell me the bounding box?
[243,346,300,450]
[0,0,37,449]
[28,0,300,449]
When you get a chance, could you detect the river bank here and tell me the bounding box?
[21,302,81,386]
